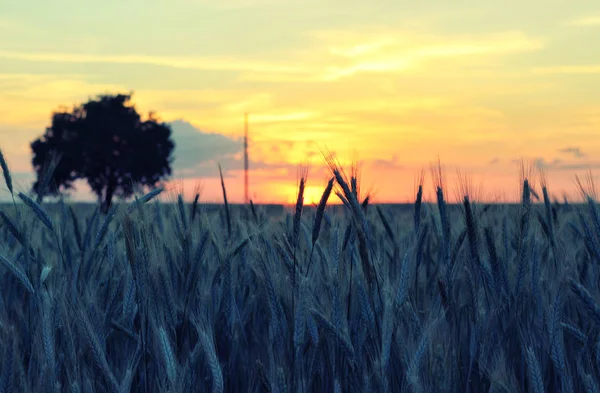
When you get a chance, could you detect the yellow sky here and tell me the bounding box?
[1,0,600,204]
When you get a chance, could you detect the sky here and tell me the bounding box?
[1,0,600,204]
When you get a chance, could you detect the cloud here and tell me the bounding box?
[369,155,403,170]
[530,65,600,75]
[168,120,323,179]
[0,50,306,74]
[527,156,600,172]
[315,30,544,80]
[173,0,307,10]
[329,38,397,58]
[558,146,585,158]
[566,16,600,27]
[0,29,544,86]
[550,162,600,171]
[249,112,319,123]
[534,157,562,170]
[168,120,243,176]
[269,141,296,154]
[489,157,500,165]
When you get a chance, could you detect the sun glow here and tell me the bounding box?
[283,184,338,206]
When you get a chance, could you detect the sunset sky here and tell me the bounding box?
[1,0,600,204]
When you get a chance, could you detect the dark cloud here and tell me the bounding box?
[168,119,243,176]
[519,156,600,171]
[369,155,402,170]
[488,157,500,165]
[558,146,585,158]
[534,157,562,170]
[168,122,330,179]
[551,162,600,170]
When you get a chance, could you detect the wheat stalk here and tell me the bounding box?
[0,148,13,196]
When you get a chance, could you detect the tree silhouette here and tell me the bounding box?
[31,93,175,212]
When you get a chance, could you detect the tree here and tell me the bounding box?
[31,93,175,212]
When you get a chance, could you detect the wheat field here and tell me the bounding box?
[1,150,600,393]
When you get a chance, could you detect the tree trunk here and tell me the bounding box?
[101,179,116,214]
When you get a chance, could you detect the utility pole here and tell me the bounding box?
[244,113,249,204]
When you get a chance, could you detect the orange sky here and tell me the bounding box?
[1,0,600,204]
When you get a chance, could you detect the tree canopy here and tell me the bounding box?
[31,93,175,212]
